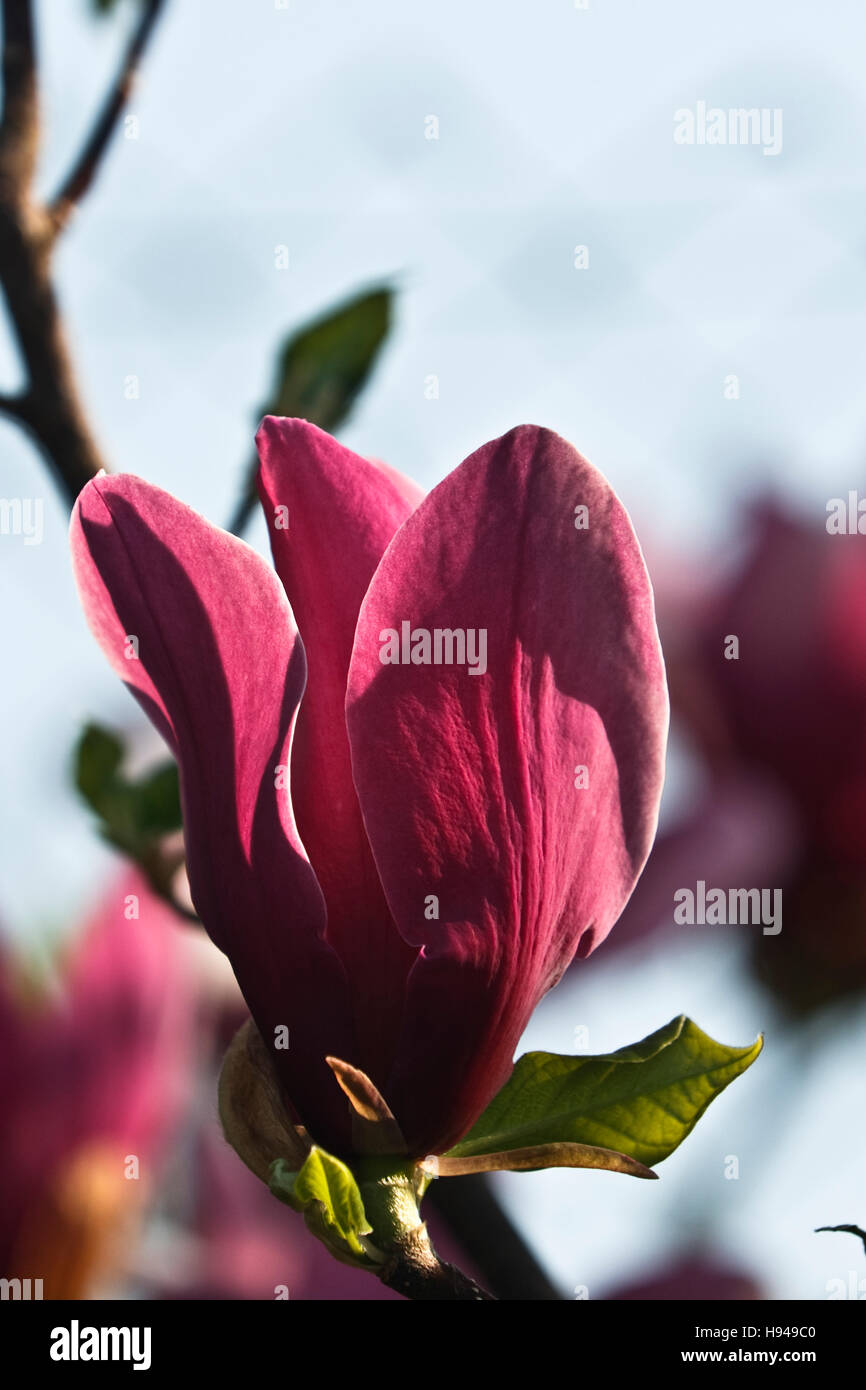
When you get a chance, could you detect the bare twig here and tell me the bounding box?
[0,2,38,199]
[0,202,110,502]
[0,0,166,506]
[48,0,166,236]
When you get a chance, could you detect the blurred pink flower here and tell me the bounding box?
[604,1250,763,1301]
[676,502,866,869]
[0,872,195,1296]
[145,1111,479,1301]
[614,499,866,1005]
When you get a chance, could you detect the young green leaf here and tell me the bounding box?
[269,1148,384,1269]
[447,1016,762,1169]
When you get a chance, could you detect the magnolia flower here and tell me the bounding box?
[71,421,667,1159]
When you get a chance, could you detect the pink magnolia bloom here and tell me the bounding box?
[0,873,194,1296]
[71,421,668,1158]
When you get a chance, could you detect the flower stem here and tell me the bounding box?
[359,1168,495,1302]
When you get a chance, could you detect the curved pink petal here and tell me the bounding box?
[346,425,669,1154]
[255,417,419,1085]
[71,475,354,1151]
[369,456,427,511]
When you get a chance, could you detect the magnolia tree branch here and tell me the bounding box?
[0,0,38,192]
[378,1239,495,1301]
[49,0,165,235]
[428,1173,562,1300]
[0,0,166,507]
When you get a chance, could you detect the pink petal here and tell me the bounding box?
[346,425,668,1154]
[71,475,354,1151]
[369,456,426,511]
[255,418,419,1085]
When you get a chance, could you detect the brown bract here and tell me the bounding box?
[218,1020,311,1183]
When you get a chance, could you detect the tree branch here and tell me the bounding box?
[0,388,32,421]
[428,1173,562,1300]
[378,1232,495,1301]
[48,0,166,236]
[0,197,109,503]
[0,0,167,505]
[0,0,38,199]
[358,1166,496,1301]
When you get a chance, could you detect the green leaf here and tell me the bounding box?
[75,723,124,813]
[265,285,391,432]
[269,1149,383,1269]
[74,724,182,843]
[129,761,183,836]
[229,284,393,533]
[73,723,188,918]
[447,1016,763,1169]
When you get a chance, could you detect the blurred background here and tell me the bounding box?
[2,0,866,1299]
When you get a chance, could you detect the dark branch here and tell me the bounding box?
[49,0,166,234]
[0,388,32,421]
[0,0,38,198]
[0,198,110,503]
[428,1173,562,1300]
[0,0,166,504]
[379,1238,496,1301]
